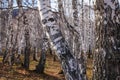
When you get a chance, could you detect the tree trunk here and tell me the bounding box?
[23,15,30,70]
[33,47,38,61]
[16,0,24,63]
[37,0,83,80]
[93,0,120,80]
[23,46,30,70]
[35,36,47,73]
[0,0,2,53]
[72,0,87,80]
[2,0,14,66]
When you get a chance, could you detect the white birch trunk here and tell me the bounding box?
[72,0,87,80]
[3,0,14,65]
[37,0,83,80]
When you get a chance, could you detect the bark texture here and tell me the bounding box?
[93,0,120,80]
[72,0,87,80]
[23,15,30,70]
[2,0,14,65]
[37,0,83,80]
[35,36,47,73]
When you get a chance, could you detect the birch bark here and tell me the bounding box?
[37,0,83,80]
[72,0,87,80]
[93,0,120,80]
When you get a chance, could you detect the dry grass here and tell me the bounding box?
[87,58,93,80]
[0,54,93,80]
[0,54,64,80]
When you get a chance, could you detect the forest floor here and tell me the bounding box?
[0,54,93,80]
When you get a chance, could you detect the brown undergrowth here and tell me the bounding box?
[0,54,92,80]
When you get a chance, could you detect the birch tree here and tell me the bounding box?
[37,0,83,80]
[16,0,24,56]
[35,33,47,73]
[93,0,120,80]
[2,0,14,65]
[0,0,2,53]
[22,15,31,69]
[72,0,87,80]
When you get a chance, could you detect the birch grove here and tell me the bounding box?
[0,0,119,80]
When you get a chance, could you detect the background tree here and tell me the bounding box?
[22,14,30,69]
[2,0,14,65]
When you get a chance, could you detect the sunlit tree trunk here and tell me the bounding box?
[88,0,93,58]
[33,47,38,61]
[37,0,83,80]
[8,0,14,66]
[3,0,14,65]
[72,0,87,80]
[16,0,24,62]
[93,0,120,80]
[16,0,23,52]
[72,0,78,57]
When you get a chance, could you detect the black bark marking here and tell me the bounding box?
[53,37,64,45]
[48,18,54,22]
[51,33,62,41]
[42,19,47,24]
